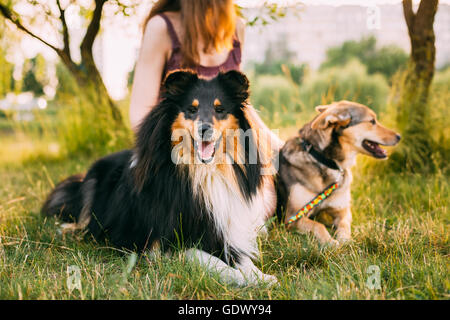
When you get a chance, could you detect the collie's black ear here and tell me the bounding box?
[162,70,198,96]
[217,70,250,103]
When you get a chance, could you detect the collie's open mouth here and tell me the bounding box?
[362,139,387,159]
[193,137,222,163]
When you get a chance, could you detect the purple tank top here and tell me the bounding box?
[159,13,242,79]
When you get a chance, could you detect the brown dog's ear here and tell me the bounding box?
[315,104,333,113]
[162,70,198,96]
[217,70,250,103]
[311,108,351,130]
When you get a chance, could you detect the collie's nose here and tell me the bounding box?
[198,123,213,140]
[396,134,401,142]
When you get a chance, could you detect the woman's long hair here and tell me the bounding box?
[145,0,236,67]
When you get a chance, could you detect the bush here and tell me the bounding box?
[250,74,303,127]
[321,36,408,81]
[249,60,389,129]
[299,60,390,113]
[321,37,377,70]
[365,45,409,80]
[368,66,450,174]
[53,64,132,157]
[253,61,307,85]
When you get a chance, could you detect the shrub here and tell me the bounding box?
[253,61,307,85]
[52,64,132,157]
[250,60,390,128]
[249,74,304,127]
[320,36,408,81]
[299,60,390,114]
[368,67,450,174]
[365,45,409,80]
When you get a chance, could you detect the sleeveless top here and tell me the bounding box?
[159,13,242,79]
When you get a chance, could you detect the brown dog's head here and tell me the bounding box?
[310,101,400,159]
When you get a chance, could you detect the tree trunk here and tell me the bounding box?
[403,0,438,102]
[0,1,124,126]
[59,51,123,125]
[392,0,439,171]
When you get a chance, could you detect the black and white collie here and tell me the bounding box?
[42,70,277,286]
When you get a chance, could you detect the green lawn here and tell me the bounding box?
[0,148,448,300]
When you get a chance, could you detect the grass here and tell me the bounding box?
[0,67,449,299]
[0,131,448,300]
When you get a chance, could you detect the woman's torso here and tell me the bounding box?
[159,12,242,79]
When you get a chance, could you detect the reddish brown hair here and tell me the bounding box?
[145,0,236,67]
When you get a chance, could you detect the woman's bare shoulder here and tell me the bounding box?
[236,17,246,43]
[142,15,172,52]
[143,15,169,40]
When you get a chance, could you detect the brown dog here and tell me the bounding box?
[276,101,400,245]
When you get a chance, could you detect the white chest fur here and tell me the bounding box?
[323,169,352,210]
[188,165,266,260]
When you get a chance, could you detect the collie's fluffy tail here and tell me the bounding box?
[41,174,84,222]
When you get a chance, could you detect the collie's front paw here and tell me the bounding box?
[260,273,278,287]
[245,271,278,287]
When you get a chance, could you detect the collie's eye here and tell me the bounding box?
[187,107,197,114]
[215,107,225,114]
[370,119,376,125]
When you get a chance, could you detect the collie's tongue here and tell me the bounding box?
[199,141,215,160]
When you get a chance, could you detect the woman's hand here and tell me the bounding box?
[129,16,171,131]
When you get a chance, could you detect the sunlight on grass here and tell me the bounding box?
[0,67,448,300]
[0,151,448,299]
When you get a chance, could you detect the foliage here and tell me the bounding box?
[251,60,390,128]
[250,74,303,127]
[52,64,132,157]
[253,61,307,85]
[366,45,409,80]
[241,1,303,27]
[0,0,143,125]
[0,24,15,98]
[22,54,48,96]
[248,31,307,85]
[54,92,132,157]
[300,60,389,113]
[320,36,408,80]
[381,66,450,173]
[54,62,79,102]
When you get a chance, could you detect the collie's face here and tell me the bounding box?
[167,70,249,165]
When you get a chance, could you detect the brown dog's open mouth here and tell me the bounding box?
[362,139,387,159]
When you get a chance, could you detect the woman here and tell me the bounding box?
[129,0,283,150]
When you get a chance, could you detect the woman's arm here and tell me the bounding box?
[129,16,171,130]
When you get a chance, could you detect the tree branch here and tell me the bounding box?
[80,0,107,63]
[416,0,439,29]
[0,3,62,54]
[56,0,71,59]
[402,0,415,33]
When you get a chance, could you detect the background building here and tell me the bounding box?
[243,3,450,69]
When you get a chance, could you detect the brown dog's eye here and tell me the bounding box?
[370,119,376,125]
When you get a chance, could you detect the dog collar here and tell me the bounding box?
[300,139,342,171]
[286,183,339,225]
